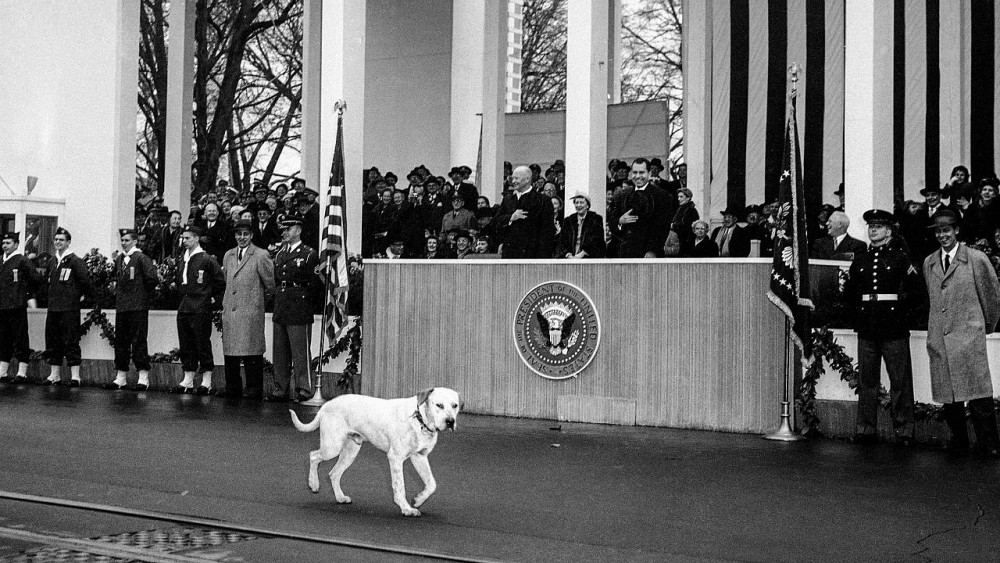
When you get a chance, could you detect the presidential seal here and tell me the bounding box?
[513,281,600,380]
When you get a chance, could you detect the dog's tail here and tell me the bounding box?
[289,409,321,433]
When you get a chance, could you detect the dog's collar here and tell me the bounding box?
[413,404,437,434]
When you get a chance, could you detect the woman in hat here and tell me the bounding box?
[557,192,606,259]
[671,188,700,256]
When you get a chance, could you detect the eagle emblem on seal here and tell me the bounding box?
[535,301,579,356]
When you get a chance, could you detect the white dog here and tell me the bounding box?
[289,387,461,517]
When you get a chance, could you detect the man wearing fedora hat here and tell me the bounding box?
[843,209,919,445]
[711,208,750,258]
[0,232,39,383]
[924,209,1000,457]
[448,166,479,211]
[219,219,274,400]
[267,214,321,403]
[105,228,158,391]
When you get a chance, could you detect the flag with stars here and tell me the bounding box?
[766,92,814,362]
[322,110,350,343]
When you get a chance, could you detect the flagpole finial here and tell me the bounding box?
[334,100,347,114]
[788,63,800,98]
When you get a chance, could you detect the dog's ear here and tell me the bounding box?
[416,387,434,405]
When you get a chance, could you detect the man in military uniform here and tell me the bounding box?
[267,215,320,403]
[44,227,93,386]
[171,225,225,394]
[105,228,158,391]
[843,209,919,445]
[0,232,38,383]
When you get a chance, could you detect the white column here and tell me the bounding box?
[607,0,622,104]
[163,0,194,217]
[112,0,141,247]
[479,0,507,205]
[844,0,894,240]
[682,0,712,215]
[451,1,486,185]
[938,0,971,178]
[321,0,366,255]
[300,0,323,193]
[565,0,609,221]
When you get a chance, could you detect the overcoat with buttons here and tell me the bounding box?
[273,242,320,326]
[222,244,275,356]
[843,238,923,341]
[923,243,1000,403]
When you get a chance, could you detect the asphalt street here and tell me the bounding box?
[0,382,998,562]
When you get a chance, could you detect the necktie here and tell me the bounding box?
[944,253,951,272]
[238,248,245,262]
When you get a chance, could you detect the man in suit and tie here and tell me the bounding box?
[43,227,94,386]
[0,232,39,383]
[608,158,675,258]
[811,211,868,260]
[711,208,751,258]
[494,165,556,258]
[219,220,275,400]
[251,204,281,253]
[199,202,233,263]
[105,228,158,390]
[267,214,321,403]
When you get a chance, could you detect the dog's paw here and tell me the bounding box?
[412,495,428,508]
[308,478,320,493]
[335,495,352,504]
[401,507,421,517]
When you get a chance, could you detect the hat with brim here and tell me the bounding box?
[118,228,137,238]
[299,187,319,197]
[919,185,943,197]
[234,219,253,233]
[862,209,894,226]
[280,215,304,229]
[449,166,463,176]
[453,229,472,242]
[720,207,740,217]
[183,225,204,237]
[927,209,959,229]
[3,231,20,243]
[570,191,591,205]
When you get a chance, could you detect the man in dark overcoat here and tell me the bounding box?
[0,232,39,383]
[105,228,158,390]
[219,220,275,400]
[609,158,675,258]
[924,209,1000,457]
[171,225,225,395]
[43,227,93,386]
[493,165,556,258]
[267,215,321,403]
[843,210,919,445]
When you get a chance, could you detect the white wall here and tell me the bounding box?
[0,1,125,254]
[505,100,670,169]
[364,0,454,177]
[24,310,351,373]
[817,329,1000,404]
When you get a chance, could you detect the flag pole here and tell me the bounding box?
[764,64,806,441]
[302,100,347,407]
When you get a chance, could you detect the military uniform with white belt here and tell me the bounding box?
[843,209,919,444]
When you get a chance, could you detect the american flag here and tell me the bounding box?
[766,82,814,363]
[322,111,349,342]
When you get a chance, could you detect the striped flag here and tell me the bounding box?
[766,86,814,362]
[322,111,350,343]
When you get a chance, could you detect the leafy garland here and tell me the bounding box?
[798,327,961,436]
[65,249,364,397]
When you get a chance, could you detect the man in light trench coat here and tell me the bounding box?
[923,209,1000,458]
[218,220,275,400]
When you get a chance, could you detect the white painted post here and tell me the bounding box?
[566,0,609,221]
[479,0,507,205]
[162,0,194,218]
[300,0,323,193]
[451,0,486,188]
[112,0,141,250]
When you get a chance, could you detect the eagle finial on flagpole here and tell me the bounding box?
[788,63,800,99]
[334,99,347,115]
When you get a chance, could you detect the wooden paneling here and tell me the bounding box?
[362,259,786,433]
